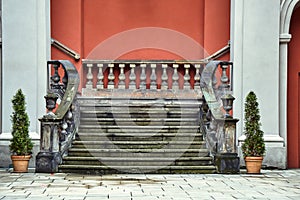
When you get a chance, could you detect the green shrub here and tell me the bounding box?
[242,91,266,157]
[9,89,33,155]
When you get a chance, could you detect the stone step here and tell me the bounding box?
[73,140,206,145]
[67,148,209,157]
[80,106,200,111]
[77,132,203,142]
[71,140,205,149]
[80,109,199,115]
[61,156,213,166]
[79,117,199,126]
[78,125,200,134]
[77,97,203,107]
[58,164,216,174]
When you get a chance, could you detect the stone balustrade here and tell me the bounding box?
[82,60,214,94]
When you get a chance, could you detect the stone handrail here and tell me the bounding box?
[200,61,240,173]
[36,60,80,173]
[82,60,208,93]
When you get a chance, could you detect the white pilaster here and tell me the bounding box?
[1,0,50,167]
[231,0,286,168]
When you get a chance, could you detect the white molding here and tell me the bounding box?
[280,33,292,43]
[279,0,300,150]
[238,135,284,147]
[230,0,245,140]
[0,132,40,140]
[280,0,300,35]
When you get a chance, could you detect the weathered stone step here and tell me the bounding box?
[77,132,203,142]
[80,105,201,110]
[71,140,205,149]
[78,125,200,134]
[72,140,205,145]
[67,148,209,157]
[58,164,216,174]
[80,118,198,122]
[77,97,203,106]
[80,109,199,115]
[62,156,213,166]
[79,117,199,126]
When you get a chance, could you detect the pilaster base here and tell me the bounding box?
[238,135,286,169]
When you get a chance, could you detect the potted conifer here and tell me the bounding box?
[241,91,266,174]
[9,89,33,172]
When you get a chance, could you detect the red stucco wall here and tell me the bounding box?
[288,6,300,168]
[51,0,230,88]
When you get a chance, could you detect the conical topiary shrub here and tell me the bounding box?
[241,91,266,173]
[9,89,33,155]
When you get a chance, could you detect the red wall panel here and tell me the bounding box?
[83,0,205,60]
[288,6,300,168]
[51,0,231,89]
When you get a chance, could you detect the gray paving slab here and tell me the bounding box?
[0,169,300,199]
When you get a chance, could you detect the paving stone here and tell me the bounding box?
[0,169,300,199]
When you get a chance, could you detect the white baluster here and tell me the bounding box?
[150,64,157,90]
[118,64,126,89]
[172,64,179,90]
[161,64,168,90]
[194,64,201,91]
[107,64,115,89]
[86,64,93,89]
[184,64,191,90]
[140,64,147,90]
[129,64,136,89]
[96,64,104,89]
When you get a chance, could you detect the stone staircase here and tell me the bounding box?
[58,92,216,174]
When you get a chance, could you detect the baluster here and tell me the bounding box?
[96,64,104,89]
[194,64,201,91]
[150,64,157,90]
[107,64,115,89]
[86,64,93,89]
[216,63,230,98]
[51,63,61,89]
[219,63,230,91]
[65,109,73,128]
[129,64,136,89]
[161,64,168,90]
[60,120,68,142]
[140,64,147,90]
[118,64,126,89]
[172,64,179,90]
[183,64,191,90]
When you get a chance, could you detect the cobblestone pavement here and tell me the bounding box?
[0,169,300,200]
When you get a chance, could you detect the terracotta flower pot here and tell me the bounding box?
[245,156,263,174]
[11,155,31,173]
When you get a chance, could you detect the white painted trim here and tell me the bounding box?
[279,0,300,151]
[280,0,300,34]
[239,135,284,147]
[0,132,40,140]
[280,33,292,43]
[230,0,245,140]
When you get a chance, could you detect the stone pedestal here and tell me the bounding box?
[215,153,240,174]
[36,152,61,173]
